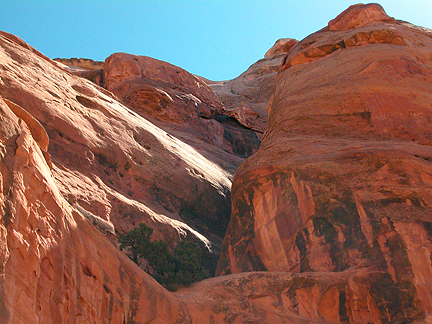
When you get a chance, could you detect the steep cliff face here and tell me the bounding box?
[218,3,432,323]
[0,31,238,256]
[2,3,432,324]
[0,96,190,323]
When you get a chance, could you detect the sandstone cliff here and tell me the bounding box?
[0,96,190,322]
[0,31,241,260]
[217,3,432,323]
[2,3,432,324]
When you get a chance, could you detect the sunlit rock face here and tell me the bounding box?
[264,38,299,59]
[104,53,224,122]
[102,52,261,160]
[54,57,104,70]
[0,31,235,258]
[2,3,432,323]
[218,3,432,323]
[0,96,189,323]
[53,57,105,86]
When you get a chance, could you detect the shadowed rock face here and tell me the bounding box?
[218,3,432,323]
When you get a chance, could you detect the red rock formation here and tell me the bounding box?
[328,3,394,31]
[53,58,105,86]
[102,52,261,159]
[177,269,406,323]
[0,31,53,64]
[2,3,432,323]
[4,86,406,323]
[104,53,223,122]
[265,38,299,58]
[208,38,298,134]
[218,3,432,323]
[54,57,104,70]
[57,52,262,160]
[0,96,189,323]
[0,31,236,260]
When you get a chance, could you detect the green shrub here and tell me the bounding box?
[119,223,210,291]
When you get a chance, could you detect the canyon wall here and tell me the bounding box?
[2,3,432,323]
[0,31,240,259]
[217,3,432,323]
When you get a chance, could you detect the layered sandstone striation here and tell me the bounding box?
[0,96,189,323]
[0,31,235,260]
[2,3,432,324]
[218,3,432,323]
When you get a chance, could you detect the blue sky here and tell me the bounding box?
[2,1,431,81]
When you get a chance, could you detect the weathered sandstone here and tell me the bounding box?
[208,40,297,133]
[0,96,189,323]
[177,269,418,324]
[2,3,432,323]
[218,3,432,323]
[54,57,104,70]
[102,52,261,161]
[53,58,105,86]
[265,38,299,58]
[0,31,235,258]
[104,53,223,121]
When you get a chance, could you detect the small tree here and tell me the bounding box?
[119,223,210,291]
[174,240,210,287]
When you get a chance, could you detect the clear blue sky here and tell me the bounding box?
[2,1,431,81]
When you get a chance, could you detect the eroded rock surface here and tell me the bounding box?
[0,96,189,323]
[218,4,432,323]
[0,31,234,258]
[265,38,299,58]
[104,53,224,122]
[54,57,104,70]
[102,52,261,159]
[177,269,423,324]
[2,3,432,324]
[208,40,297,133]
